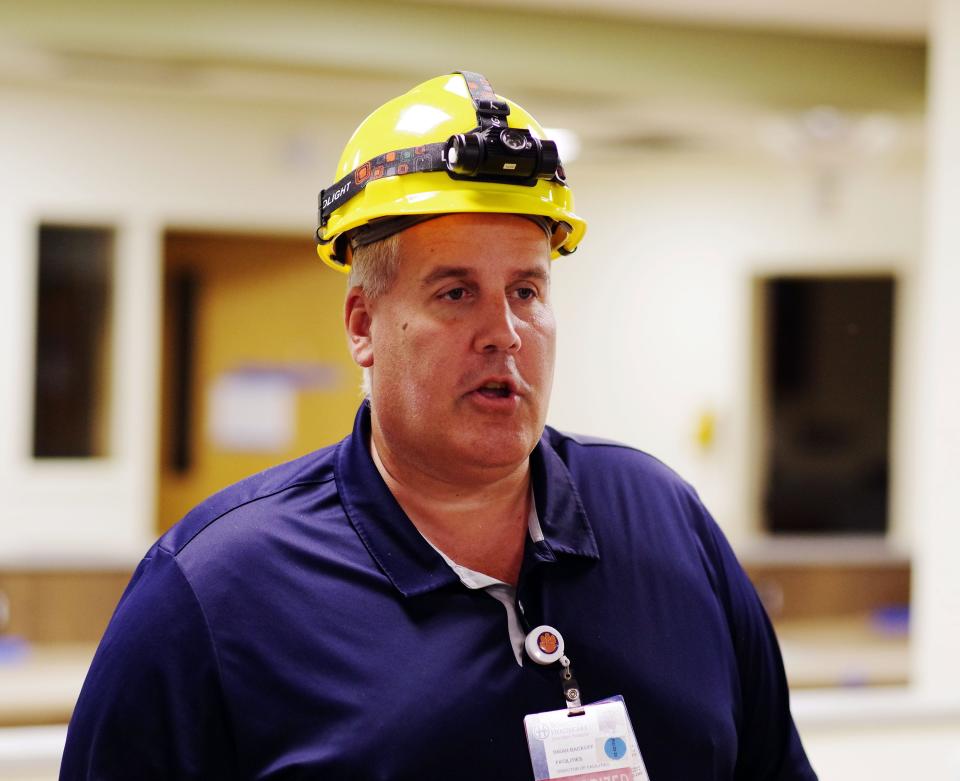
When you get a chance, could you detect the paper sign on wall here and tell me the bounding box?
[207,370,297,453]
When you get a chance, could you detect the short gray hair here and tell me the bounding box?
[346,232,402,298]
[346,232,404,398]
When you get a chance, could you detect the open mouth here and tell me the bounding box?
[475,381,513,399]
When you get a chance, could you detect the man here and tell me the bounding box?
[61,72,817,779]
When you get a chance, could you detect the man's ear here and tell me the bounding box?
[345,286,375,368]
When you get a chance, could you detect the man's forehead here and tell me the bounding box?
[417,263,550,287]
[396,214,551,280]
[401,213,549,248]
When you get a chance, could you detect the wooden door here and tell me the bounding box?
[158,230,361,532]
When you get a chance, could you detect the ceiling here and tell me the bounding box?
[412,0,932,41]
[0,0,928,164]
[417,0,930,41]
[0,0,928,105]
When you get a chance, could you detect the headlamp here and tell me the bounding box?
[446,127,562,185]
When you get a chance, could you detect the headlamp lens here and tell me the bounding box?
[500,129,529,151]
[446,134,483,176]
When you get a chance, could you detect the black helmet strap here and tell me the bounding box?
[456,70,511,131]
[317,140,446,230]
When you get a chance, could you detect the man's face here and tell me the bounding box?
[347,213,556,481]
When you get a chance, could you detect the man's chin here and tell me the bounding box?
[452,428,542,471]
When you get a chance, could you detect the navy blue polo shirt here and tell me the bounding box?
[62,402,817,780]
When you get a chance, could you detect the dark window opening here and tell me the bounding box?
[168,269,198,474]
[33,225,114,458]
[762,275,894,534]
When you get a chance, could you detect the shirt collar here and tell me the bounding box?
[335,401,599,598]
[422,487,543,591]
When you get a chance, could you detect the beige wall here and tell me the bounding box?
[550,152,922,545]
[908,0,960,697]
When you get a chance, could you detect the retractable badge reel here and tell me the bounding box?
[524,625,582,711]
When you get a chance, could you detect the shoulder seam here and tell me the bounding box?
[566,438,637,451]
[552,430,695,488]
[159,547,240,766]
[551,429,639,451]
[159,474,337,557]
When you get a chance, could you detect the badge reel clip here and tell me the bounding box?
[524,625,583,715]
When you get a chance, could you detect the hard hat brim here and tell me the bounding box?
[317,173,586,272]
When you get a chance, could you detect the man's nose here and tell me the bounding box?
[473,295,521,354]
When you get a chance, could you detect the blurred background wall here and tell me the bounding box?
[0,0,929,558]
[1,0,959,778]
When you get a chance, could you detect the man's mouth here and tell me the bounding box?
[475,381,512,399]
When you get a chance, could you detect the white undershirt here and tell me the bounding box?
[420,490,545,666]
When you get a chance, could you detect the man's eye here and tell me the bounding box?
[442,287,467,301]
[515,287,537,300]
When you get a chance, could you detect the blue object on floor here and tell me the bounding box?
[870,604,910,636]
[0,635,30,664]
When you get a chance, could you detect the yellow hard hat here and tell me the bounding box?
[316,70,587,272]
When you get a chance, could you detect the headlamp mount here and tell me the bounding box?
[445,71,563,187]
[317,70,567,234]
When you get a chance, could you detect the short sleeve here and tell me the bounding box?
[691,497,819,781]
[60,546,237,780]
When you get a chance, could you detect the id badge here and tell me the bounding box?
[524,695,649,781]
